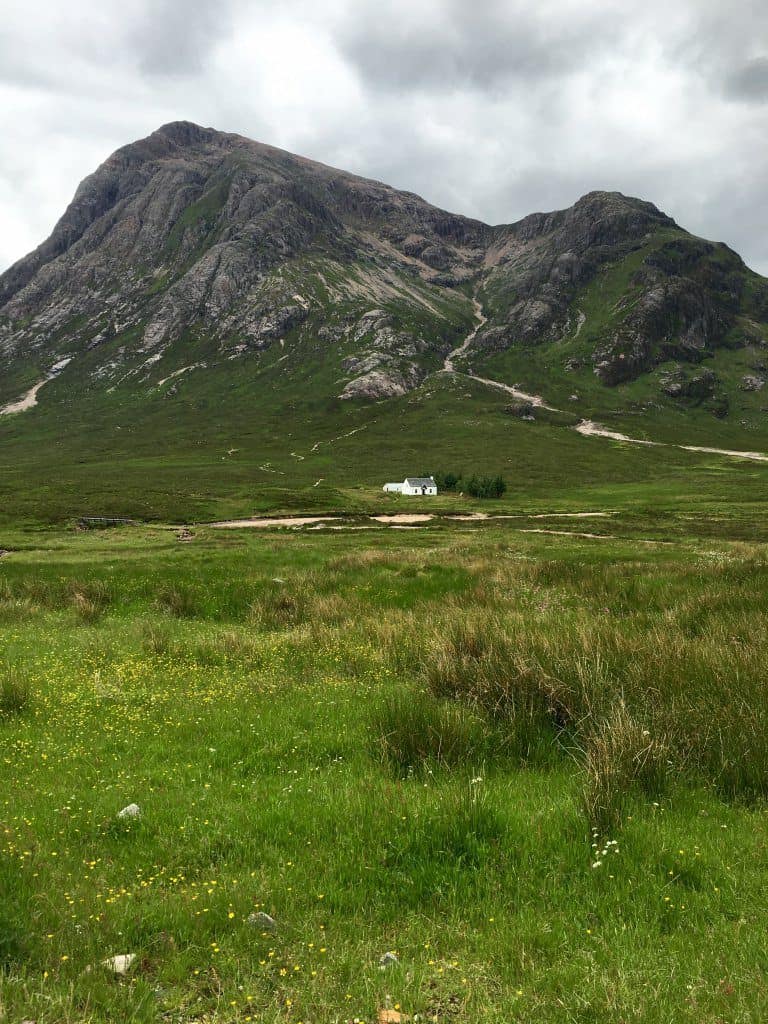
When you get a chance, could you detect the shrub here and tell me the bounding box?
[433,471,507,497]
[465,474,507,499]
[433,471,461,491]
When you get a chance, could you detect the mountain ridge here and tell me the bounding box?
[0,120,682,309]
[1,121,767,488]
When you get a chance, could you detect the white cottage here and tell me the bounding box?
[383,476,438,496]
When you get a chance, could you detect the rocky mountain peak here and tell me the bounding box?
[0,123,765,419]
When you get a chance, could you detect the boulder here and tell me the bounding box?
[117,803,141,820]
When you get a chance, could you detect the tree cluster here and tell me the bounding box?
[432,471,507,498]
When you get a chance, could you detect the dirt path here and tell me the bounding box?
[310,424,368,453]
[437,294,768,465]
[1,356,72,415]
[575,419,660,446]
[443,298,487,372]
[440,297,564,410]
[678,444,768,463]
[576,419,768,462]
[465,373,559,410]
[441,300,768,464]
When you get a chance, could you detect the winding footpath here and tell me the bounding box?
[0,356,72,416]
[443,298,487,372]
[442,300,558,409]
[441,296,768,464]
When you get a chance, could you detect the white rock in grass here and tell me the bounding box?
[248,911,277,930]
[379,951,399,967]
[102,953,136,975]
[117,803,141,820]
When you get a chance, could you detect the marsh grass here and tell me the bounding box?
[0,664,31,717]
[382,557,768,819]
[421,613,575,761]
[582,702,670,831]
[373,688,512,774]
[0,580,37,622]
[249,585,307,630]
[68,580,112,624]
[156,583,200,618]
[141,620,173,656]
[0,909,26,970]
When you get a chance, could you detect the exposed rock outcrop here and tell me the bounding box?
[339,310,426,399]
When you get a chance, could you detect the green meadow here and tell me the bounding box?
[2,512,768,1022]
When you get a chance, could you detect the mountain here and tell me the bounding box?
[1,121,767,523]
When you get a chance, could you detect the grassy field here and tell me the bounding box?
[4,357,768,529]
[2,515,768,1022]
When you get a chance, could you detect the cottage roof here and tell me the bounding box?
[404,477,436,486]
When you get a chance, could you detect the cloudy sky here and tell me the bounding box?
[1,0,767,273]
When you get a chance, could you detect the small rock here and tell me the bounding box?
[248,911,277,930]
[102,953,136,975]
[117,803,141,820]
[379,951,399,967]
[271,577,286,584]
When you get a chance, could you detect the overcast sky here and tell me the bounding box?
[1,0,767,273]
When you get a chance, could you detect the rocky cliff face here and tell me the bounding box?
[1,121,766,413]
[477,194,767,391]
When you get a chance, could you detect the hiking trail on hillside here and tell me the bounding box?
[440,296,768,464]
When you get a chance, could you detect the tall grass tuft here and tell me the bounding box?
[373,688,510,775]
[141,621,173,657]
[0,665,32,717]
[249,586,307,630]
[156,584,199,618]
[424,612,572,755]
[582,702,669,831]
[0,580,37,622]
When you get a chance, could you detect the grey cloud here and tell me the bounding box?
[336,1,620,93]
[127,0,237,76]
[724,57,768,101]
